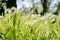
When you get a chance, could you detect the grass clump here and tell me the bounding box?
[0,10,60,40]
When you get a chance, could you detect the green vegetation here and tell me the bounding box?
[0,9,60,40]
[0,0,60,40]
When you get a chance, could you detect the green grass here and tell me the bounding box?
[0,10,60,40]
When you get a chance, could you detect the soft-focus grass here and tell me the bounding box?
[0,9,60,40]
